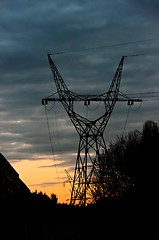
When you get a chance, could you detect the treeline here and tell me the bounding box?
[92,120,158,205]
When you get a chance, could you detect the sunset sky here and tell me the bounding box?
[1,0,159,203]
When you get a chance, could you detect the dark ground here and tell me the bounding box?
[0,201,157,240]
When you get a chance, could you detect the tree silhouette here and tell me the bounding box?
[91,120,159,207]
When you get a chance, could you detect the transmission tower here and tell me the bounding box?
[42,54,142,206]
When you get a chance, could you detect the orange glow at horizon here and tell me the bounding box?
[11,159,72,204]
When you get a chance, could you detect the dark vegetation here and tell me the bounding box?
[1,120,158,239]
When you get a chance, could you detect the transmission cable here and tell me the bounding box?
[123,105,131,135]
[44,104,61,187]
[50,36,159,55]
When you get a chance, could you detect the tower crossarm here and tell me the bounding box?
[42,94,142,106]
[42,55,142,135]
[43,55,142,105]
[42,94,142,104]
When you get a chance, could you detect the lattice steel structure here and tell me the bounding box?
[42,54,142,206]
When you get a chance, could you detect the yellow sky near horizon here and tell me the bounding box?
[11,159,71,204]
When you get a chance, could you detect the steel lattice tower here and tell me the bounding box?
[42,54,142,206]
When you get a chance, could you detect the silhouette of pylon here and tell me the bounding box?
[42,54,142,206]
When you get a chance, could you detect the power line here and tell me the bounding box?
[128,90,159,95]
[125,50,159,58]
[50,36,159,55]
[123,105,131,135]
[120,91,159,101]
[44,105,61,187]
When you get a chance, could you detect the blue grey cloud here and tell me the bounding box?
[0,0,159,176]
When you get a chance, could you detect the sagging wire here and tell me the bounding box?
[44,104,61,187]
[45,102,71,200]
[129,101,143,111]
[122,100,142,135]
[45,101,56,111]
[123,105,131,135]
[87,100,102,111]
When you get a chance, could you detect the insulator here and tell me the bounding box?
[128,100,134,106]
[41,99,48,105]
[84,100,90,106]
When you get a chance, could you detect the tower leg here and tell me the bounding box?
[70,131,107,206]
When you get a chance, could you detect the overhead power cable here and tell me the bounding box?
[50,36,159,55]
[44,105,61,187]
[122,90,159,102]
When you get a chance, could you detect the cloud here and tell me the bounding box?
[0,0,159,195]
[29,181,59,188]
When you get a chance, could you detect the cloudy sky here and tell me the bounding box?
[1,0,159,203]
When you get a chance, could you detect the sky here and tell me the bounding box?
[1,0,159,203]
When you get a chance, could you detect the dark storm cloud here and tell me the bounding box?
[0,0,159,173]
[130,0,159,20]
